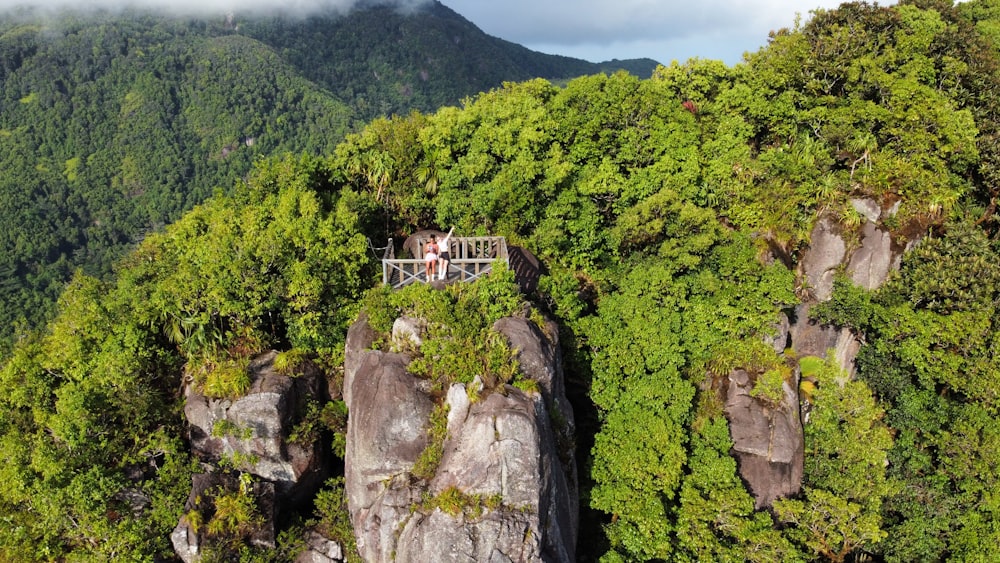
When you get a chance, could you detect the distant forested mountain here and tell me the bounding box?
[237,1,659,121]
[0,2,655,348]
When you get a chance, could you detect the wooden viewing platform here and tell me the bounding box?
[382,236,509,289]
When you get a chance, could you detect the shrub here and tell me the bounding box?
[750,366,789,406]
[412,403,450,480]
[201,356,252,399]
[310,477,362,562]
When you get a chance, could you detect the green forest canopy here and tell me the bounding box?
[1,0,999,560]
[0,3,649,348]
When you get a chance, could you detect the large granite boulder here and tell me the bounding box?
[344,349,435,561]
[790,202,900,373]
[395,508,543,563]
[344,312,377,407]
[344,313,577,562]
[183,351,326,503]
[417,388,576,562]
[798,216,847,301]
[848,220,896,291]
[492,316,577,543]
[724,369,804,509]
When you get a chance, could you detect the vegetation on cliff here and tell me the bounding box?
[1,0,999,560]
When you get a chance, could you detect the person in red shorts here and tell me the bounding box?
[424,234,439,282]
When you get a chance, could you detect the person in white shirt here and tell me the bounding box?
[437,227,454,281]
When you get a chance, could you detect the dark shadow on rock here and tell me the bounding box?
[508,245,543,294]
[557,324,610,562]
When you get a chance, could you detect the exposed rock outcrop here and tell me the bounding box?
[344,312,378,407]
[294,530,345,563]
[174,351,331,561]
[345,350,434,560]
[788,305,861,379]
[725,200,908,508]
[725,369,803,509]
[791,200,903,374]
[492,316,578,550]
[183,351,327,502]
[799,215,847,302]
[849,220,895,290]
[344,314,578,562]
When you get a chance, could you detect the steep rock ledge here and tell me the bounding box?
[183,350,328,500]
[725,368,804,509]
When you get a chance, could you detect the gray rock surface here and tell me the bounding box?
[492,318,563,406]
[344,312,377,406]
[492,316,577,550]
[425,390,576,562]
[729,207,903,508]
[799,216,846,301]
[789,303,843,359]
[393,316,426,349]
[183,351,325,502]
[395,509,540,563]
[791,211,898,378]
[848,220,895,290]
[343,314,577,562]
[724,369,804,509]
[344,349,434,561]
[294,530,345,563]
[171,514,200,563]
[850,197,882,224]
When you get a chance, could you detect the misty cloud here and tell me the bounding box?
[0,0,431,17]
[0,0,899,64]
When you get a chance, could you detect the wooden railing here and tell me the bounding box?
[382,236,509,289]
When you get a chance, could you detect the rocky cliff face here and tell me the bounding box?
[724,200,907,508]
[791,200,902,373]
[343,314,578,562]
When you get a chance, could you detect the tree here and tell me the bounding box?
[774,355,892,562]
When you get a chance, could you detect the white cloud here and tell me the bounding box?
[445,0,898,64]
[0,0,428,17]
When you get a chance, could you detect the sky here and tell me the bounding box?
[0,0,898,66]
[442,0,897,66]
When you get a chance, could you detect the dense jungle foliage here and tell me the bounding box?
[1,0,999,560]
[0,2,652,350]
